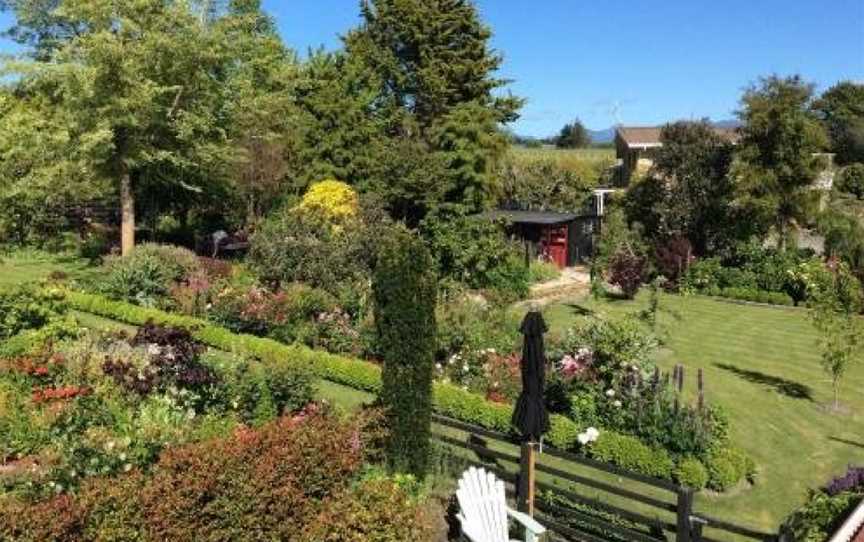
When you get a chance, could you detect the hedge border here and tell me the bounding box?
[63,290,737,487]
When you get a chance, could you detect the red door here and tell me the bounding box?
[541,225,568,268]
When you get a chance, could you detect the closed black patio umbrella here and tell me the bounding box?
[511,311,550,443]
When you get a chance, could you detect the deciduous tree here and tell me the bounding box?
[733,75,829,250]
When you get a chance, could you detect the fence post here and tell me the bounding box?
[676,488,694,542]
[690,516,707,542]
[518,442,537,515]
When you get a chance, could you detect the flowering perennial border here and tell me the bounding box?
[63,290,692,484]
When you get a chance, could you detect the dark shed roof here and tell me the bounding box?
[481,210,581,225]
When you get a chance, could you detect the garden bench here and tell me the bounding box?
[456,466,546,542]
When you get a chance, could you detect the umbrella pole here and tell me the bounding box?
[518,441,537,515]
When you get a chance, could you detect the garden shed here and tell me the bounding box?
[482,210,599,268]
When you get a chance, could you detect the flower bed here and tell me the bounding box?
[0,285,439,540]
[62,290,752,489]
[781,467,864,541]
[0,410,434,542]
[0,320,315,496]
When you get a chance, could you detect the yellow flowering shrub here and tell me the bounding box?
[297,180,359,223]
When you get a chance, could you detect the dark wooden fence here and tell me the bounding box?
[430,414,777,542]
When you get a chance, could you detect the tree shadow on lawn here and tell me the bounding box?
[713,363,814,401]
[828,437,864,450]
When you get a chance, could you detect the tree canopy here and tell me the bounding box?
[556,119,591,149]
[814,81,864,165]
[624,120,739,256]
[733,75,829,249]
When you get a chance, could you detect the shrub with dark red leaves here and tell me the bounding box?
[608,250,647,299]
[654,237,694,289]
[143,411,374,540]
[826,466,864,496]
[104,322,218,403]
[0,411,384,542]
[0,494,85,542]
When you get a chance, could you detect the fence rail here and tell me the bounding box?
[430,413,778,542]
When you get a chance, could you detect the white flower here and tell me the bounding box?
[605,389,616,398]
[119,453,127,462]
[613,400,622,408]
[123,463,133,472]
[435,363,443,371]
[463,364,470,373]
[577,427,600,446]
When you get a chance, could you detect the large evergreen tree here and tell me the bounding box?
[733,75,829,249]
[345,0,522,220]
[218,0,303,223]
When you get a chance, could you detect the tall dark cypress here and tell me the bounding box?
[373,228,438,476]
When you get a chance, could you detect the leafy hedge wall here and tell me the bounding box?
[63,290,746,488]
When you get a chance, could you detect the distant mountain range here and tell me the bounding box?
[517,119,742,145]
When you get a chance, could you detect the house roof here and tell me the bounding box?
[616,125,741,149]
[480,210,583,225]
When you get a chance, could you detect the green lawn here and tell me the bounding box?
[540,292,864,531]
[0,249,99,287]
[2,251,857,530]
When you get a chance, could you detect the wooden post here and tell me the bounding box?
[698,368,705,411]
[519,442,537,516]
[676,488,694,542]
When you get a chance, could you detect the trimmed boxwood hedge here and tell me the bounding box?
[64,290,747,488]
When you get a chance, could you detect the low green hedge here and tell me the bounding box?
[589,432,674,479]
[65,290,747,488]
[705,447,756,491]
[674,457,709,490]
[719,287,795,307]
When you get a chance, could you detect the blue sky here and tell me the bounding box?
[3,1,863,137]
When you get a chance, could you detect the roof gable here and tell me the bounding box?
[616,125,740,149]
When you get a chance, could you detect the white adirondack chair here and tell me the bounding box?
[456,467,547,542]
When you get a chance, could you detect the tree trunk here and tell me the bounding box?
[120,167,135,256]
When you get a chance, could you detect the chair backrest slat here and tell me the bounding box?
[457,467,509,542]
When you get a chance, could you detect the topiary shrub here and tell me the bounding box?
[674,457,709,490]
[589,432,674,479]
[705,447,753,491]
[374,229,438,476]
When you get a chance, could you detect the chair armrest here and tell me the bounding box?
[506,508,547,535]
